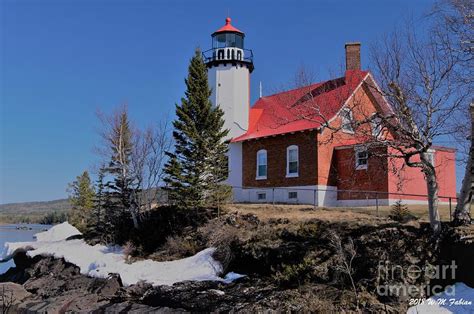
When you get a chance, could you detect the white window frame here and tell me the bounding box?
[341,108,355,134]
[256,149,267,180]
[355,146,368,170]
[286,145,299,177]
[370,114,383,139]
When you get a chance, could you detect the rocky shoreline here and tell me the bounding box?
[1,211,473,313]
[1,252,351,313]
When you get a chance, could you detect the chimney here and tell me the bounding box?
[345,42,361,71]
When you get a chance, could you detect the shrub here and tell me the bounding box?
[297,221,319,237]
[206,184,233,214]
[390,200,412,222]
[272,257,315,287]
[123,240,139,260]
[161,235,199,258]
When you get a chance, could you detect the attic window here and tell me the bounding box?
[355,146,368,170]
[371,115,383,139]
[341,108,354,133]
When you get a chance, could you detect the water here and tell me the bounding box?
[0,224,51,274]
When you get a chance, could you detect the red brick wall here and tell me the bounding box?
[334,146,389,199]
[242,130,318,187]
[387,147,457,201]
[436,149,457,199]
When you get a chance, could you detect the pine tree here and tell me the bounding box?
[104,108,141,229]
[390,200,411,222]
[86,166,107,237]
[164,49,229,209]
[106,109,133,209]
[68,171,95,232]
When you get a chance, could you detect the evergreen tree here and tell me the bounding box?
[164,49,229,209]
[106,109,133,210]
[68,171,95,232]
[103,108,140,229]
[86,166,107,237]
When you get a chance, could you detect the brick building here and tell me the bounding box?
[204,18,457,206]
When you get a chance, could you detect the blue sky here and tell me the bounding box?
[1,0,455,204]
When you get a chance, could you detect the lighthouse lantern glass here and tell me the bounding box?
[213,33,244,49]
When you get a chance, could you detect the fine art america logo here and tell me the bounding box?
[376,260,472,307]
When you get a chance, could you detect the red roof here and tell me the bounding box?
[213,17,243,34]
[232,70,370,142]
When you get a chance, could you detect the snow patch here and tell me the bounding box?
[34,222,81,242]
[223,272,246,283]
[407,282,474,314]
[1,222,243,286]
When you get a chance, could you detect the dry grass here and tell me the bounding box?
[224,204,385,224]
[340,204,454,222]
[224,203,455,223]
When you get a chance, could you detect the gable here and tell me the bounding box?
[232,70,379,142]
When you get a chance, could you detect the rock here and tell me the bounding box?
[16,293,108,313]
[0,282,32,311]
[65,234,84,241]
[1,213,467,313]
[94,273,123,298]
[102,302,182,313]
[113,280,153,303]
[141,281,227,311]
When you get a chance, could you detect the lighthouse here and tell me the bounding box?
[203,17,254,140]
[203,17,254,195]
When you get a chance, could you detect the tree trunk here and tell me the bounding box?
[129,195,140,229]
[130,209,139,229]
[426,170,442,234]
[454,151,472,225]
[453,103,474,225]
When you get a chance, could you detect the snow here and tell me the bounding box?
[1,222,242,286]
[223,272,246,283]
[407,283,474,314]
[34,222,81,242]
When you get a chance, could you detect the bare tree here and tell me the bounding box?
[357,1,473,228]
[130,120,172,212]
[366,23,469,233]
[431,0,473,224]
[454,103,473,224]
[271,26,467,234]
[96,106,171,229]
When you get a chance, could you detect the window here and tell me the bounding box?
[288,191,298,199]
[355,146,368,170]
[286,145,299,177]
[371,115,382,139]
[226,33,236,47]
[341,108,354,133]
[257,192,266,200]
[235,34,244,49]
[256,149,267,179]
[214,34,227,48]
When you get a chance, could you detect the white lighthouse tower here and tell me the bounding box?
[203,17,254,197]
[203,17,254,140]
